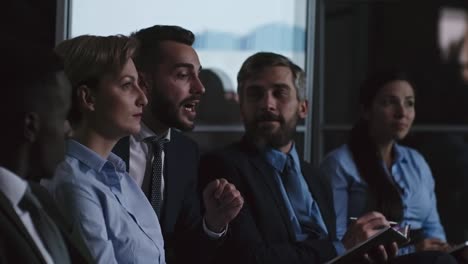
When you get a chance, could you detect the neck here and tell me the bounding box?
[368,126,395,168]
[142,109,169,135]
[374,138,394,169]
[73,125,117,159]
[250,136,293,154]
[0,150,28,179]
[277,141,293,154]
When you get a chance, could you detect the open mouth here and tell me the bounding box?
[183,101,199,113]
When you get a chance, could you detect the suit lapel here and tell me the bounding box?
[162,132,180,227]
[0,191,46,263]
[240,140,297,240]
[30,183,93,263]
[301,162,335,238]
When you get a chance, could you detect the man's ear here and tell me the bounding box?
[77,85,96,112]
[298,99,308,119]
[24,112,40,143]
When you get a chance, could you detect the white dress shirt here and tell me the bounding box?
[129,123,171,202]
[0,166,54,264]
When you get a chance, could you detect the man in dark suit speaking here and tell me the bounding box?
[0,45,92,263]
[112,25,243,264]
[199,52,457,264]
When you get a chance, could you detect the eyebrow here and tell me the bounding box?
[172,63,203,73]
[273,83,291,89]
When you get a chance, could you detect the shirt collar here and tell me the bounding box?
[67,139,108,172]
[393,143,407,164]
[263,143,299,172]
[108,152,128,172]
[0,166,27,207]
[66,139,127,187]
[134,122,171,143]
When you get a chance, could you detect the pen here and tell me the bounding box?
[349,217,398,226]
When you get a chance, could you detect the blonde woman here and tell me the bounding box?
[43,35,165,263]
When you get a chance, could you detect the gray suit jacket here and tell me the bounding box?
[0,182,93,263]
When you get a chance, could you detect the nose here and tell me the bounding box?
[190,75,205,95]
[260,91,276,112]
[135,84,148,107]
[394,102,405,118]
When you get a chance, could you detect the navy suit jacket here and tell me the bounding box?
[113,130,219,264]
[199,138,338,264]
[0,182,92,264]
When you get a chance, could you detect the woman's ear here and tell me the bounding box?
[77,85,96,112]
[23,112,40,143]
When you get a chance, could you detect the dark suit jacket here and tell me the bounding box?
[199,139,338,264]
[113,130,219,264]
[0,182,93,264]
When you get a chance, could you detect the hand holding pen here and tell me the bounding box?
[342,211,399,261]
[344,212,395,244]
[349,216,410,237]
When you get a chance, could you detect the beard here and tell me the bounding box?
[244,111,298,149]
[150,88,197,132]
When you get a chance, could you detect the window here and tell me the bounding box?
[60,0,315,157]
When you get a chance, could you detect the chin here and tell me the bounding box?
[123,125,141,136]
[394,133,408,141]
[177,122,195,132]
[174,117,195,131]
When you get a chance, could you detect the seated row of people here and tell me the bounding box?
[199,52,460,264]
[0,24,464,264]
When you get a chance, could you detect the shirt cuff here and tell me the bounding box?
[202,217,228,239]
[333,240,347,256]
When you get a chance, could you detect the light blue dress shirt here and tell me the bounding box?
[263,144,345,255]
[320,143,446,254]
[42,140,165,264]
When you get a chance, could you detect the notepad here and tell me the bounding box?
[325,226,410,264]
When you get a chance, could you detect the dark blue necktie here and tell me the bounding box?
[282,154,328,239]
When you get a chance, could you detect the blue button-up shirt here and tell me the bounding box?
[320,143,446,254]
[42,140,165,264]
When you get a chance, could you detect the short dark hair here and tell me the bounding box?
[131,25,195,73]
[55,34,137,126]
[237,52,306,102]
